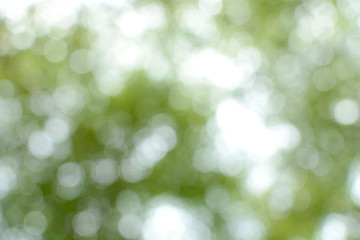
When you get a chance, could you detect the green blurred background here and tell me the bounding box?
[0,0,359,239]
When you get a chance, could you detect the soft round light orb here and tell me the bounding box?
[333,99,358,125]
[28,131,54,159]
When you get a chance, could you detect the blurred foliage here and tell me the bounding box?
[1,0,360,239]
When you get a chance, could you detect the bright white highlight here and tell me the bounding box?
[117,10,146,37]
[116,4,166,37]
[216,98,266,155]
[334,99,358,125]
[179,49,244,89]
[142,203,210,240]
[245,164,275,196]
[28,131,54,159]
[350,173,360,206]
[215,98,300,158]
[269,124,301,150]
[347,163,360,207]
[0,0,40,21]
[320,214,348,240]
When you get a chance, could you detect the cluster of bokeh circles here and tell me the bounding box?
[1,0,360,239]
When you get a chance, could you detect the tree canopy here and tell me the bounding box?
[0,0,359,239]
